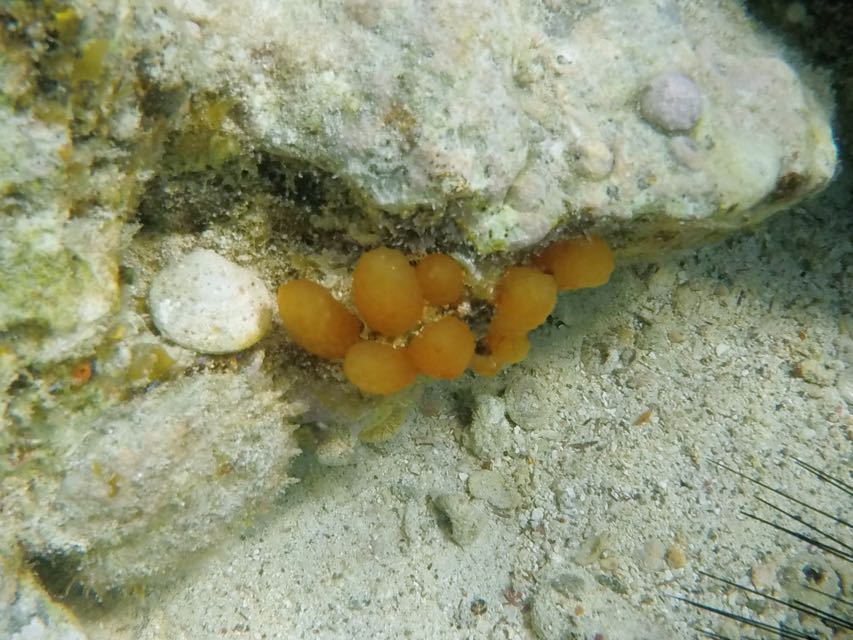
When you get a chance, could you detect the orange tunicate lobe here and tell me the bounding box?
[533,235,615,291]
[343,341,417,396]
[407,315,474,379]
[352,247,424,337]
[473,317,532,378]
[469,354,502,377]
[277,279,362,359]
[489,266,558,337]
[485,332,529,365]
[415,253,465,306]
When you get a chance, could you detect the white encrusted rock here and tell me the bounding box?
[7,371,301,593]
[149,249,272,354]
[1,557,89,640]
[137,0,835,253]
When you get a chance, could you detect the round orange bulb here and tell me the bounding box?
[343,341,417,395]
[532,235,614,291]
[485,332,529,365]
[415,254,465,306]
[489,266,557,336]
[406,316,474,379]
[469,353,502,377]
[352,247,424,337]
[277,279,362,359]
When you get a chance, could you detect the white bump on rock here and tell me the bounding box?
[668,135,704,170]
[640,72,703,133]
[837,371,853,405]
[572,139,614,180]
[149,249,272,354]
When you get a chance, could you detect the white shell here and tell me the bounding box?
[149,249,272,354]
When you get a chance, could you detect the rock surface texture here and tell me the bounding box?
[133,0,836,252]
[5,370,301,594]
[161,0,835,249]
[0,0,837,366]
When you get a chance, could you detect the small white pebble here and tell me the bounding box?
[555,484,577,512]
[751,561,777,590]
[149,249,272,354]
[315,430,356,467]
[640,538,666,571]
[640,72,702,133]
[530,507,545,526]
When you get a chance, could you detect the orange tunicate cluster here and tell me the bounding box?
[277,236,615,395]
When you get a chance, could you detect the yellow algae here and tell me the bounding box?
[72,39,109,84]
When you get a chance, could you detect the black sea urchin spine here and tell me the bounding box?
[676,457,852,639]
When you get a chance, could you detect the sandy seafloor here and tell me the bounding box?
[76,159,852,638]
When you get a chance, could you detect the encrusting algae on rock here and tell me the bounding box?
[276,236,615,394]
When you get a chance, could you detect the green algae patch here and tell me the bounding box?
[165,96,241,173]
[72,38,109,84]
